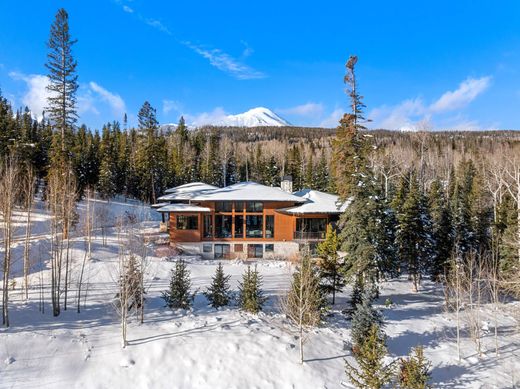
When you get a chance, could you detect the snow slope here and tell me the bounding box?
[215,107,291,127]
[1,201,520,388]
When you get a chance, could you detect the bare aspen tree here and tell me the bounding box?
[22,163,36,300]
[503,157,520,264]
[47,165,77,316]
[281,247,322,364]
[77,186,94,313]
[0,157,20,327]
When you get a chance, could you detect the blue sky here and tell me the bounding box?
[0,0,519,130]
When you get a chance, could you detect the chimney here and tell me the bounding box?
[281,175,293,193]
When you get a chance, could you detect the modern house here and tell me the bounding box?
[153,178,345,259]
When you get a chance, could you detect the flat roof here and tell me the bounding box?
[280,189,343,214]
[156,204,212,213]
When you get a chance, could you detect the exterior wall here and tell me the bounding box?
[167,201,333,259]
[169,212,202,242]
[175,241,299,260]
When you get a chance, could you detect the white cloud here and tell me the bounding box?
[89,81,126,117]
[145,18,172,35]
[319,108,344,128]
[369,98,426,130]
[184,107,228,127]
[183,42,266,80]
[279,102,324,118]
[163,100,182,115]
[122,5,134,13]
[368,76,492,131]
[8,72,49,120]
[429,76,491,113]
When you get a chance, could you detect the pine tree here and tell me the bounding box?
[45,8,78,158]
[350,290,384,350]
[238,265,267,313]
[396,172,433,291]
[205,263,231,309]
[340,187,398,287]
[332,55,371,200]
[162,260,192,309]
[397,346,432,389]
[317,228,345,304]
[428,180,454,281]
[345,324,394,389]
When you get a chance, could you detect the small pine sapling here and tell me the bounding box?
[205,262,231,309]
[162,259,192,309]
[238,265,267,313]
[397,346,432,389]
[317,228,345,305]
[345,324,394,389]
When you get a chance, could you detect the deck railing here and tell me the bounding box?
[293,231,327,240]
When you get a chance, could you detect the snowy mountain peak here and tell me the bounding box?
[217,107,291,127]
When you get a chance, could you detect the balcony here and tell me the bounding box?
[293,231,326,241]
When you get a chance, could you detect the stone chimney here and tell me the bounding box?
[281,175,293,193]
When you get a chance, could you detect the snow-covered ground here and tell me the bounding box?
[1,199,519,388]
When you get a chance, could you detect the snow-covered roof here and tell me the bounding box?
[189,182,307,203]
[151,202,170,209]
[160,182,219,200]
[280,189,344,214]
[156,204,212,213]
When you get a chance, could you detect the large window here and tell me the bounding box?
[203,215,213,238]
[235,202,244,212]
[235,215,244,238]
[176,215,198,230]
[214,244,230,259]
[246,215,263,238]
[215,202,232,212]
[295,218,328,239]
[265,215,274,238]
[246,201,263,212]
[248,244,263,258]
[215,215,232,238]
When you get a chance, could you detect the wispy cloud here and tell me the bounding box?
[89,81,126,116]
[183,41,266,80]
[122,5,133,13]
[162,99,182,115]
[319,108,344,128]
[279,102,324,117]
[183,107,228,127]
[144,18,172,35]
[429,76,491,113]
[369,76,492,130]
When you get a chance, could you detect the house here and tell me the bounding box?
[152,177,344,259]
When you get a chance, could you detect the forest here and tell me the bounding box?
[1,7,520,389]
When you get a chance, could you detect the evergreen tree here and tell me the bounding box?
[332,55,371,200]
[317,228,345,304]
[162,260,192,309]
[340,187,398,287]
[396,173,433,291]
[350,290,384,350]
[238,265,267,313]
[397,346,432,389]
[428,180,454,281]
[205,263,231,309]
[345,324,394,389]
[45,8,78,158]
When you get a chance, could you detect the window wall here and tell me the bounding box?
[177,215,198,230]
